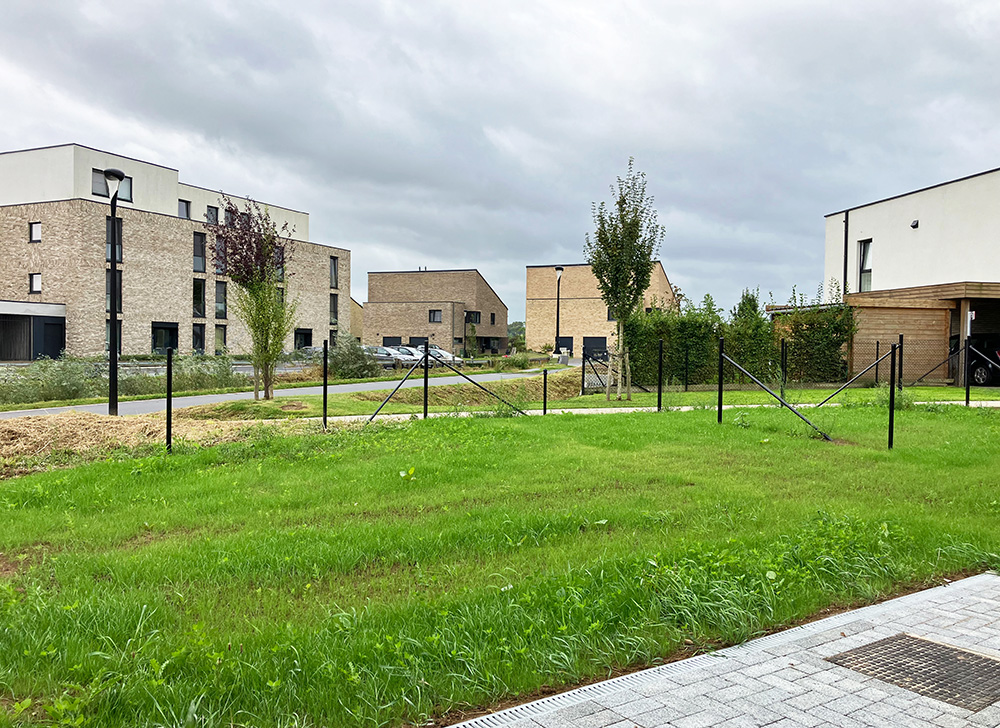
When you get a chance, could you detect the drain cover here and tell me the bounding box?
[827,633,1000,711]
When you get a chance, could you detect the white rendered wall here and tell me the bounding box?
[824,169,1000,299]
[0,146,76,204]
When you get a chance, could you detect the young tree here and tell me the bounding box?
[584,158,665,399]
[206,195,296,400]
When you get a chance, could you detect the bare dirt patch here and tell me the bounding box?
[279,401,309,411]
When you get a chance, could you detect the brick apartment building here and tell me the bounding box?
[525,261,675,355]
[363,269,508,355]
[0,144,350,360]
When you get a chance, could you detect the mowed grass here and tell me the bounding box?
[3,406,1000,726]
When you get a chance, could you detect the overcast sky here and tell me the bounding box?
[2,1,999,320]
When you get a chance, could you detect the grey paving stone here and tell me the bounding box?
[598,690,644,709]
[668,710,730,728]
[630,705,686,727]
[614,698,667,719]
[548,701,603,721]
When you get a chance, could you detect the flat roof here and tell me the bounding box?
[367,268,506,307]
[825,165,1000,218]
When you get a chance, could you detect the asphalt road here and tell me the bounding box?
[0,370,543,419]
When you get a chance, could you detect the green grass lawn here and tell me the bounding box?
[2,405,1000,726]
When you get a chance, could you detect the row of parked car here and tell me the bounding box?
[361,344,464,369]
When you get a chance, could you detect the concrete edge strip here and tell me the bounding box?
[453,572,999,728]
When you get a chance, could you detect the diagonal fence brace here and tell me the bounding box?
[722,353,833,442]
[366,357,425,424]
[817,348,896,407]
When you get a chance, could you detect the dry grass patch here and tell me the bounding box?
[353,369,579,407]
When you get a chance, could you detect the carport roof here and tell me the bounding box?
[0,300,67,317]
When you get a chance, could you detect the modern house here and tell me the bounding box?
[363,269,508,355]
[525,261,675,355]
[823,165,1000,382]
[0,144,350,360]
[350,297,364,342]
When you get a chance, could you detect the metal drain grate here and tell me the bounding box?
[828,633,1000,712]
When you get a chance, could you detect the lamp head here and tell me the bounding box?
[555,265,564,281]
[103,168,125,200]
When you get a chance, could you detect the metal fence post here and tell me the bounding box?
[543,368,548,415]
[966,340,971,407]
[166,347,173,453]
[898,333,904,391]
[322,339,329,432]
[874,340,880,384]
[580,349,586,396]
[657,339,663,412]
[423,346,429,419]
[717,337,725,424]
[889,343,897,450]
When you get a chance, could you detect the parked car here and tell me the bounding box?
[362,345,398,369]
[394,345,439,367]
[421,344,462,365]
[949,334,1000,385]
[384,346,422,368]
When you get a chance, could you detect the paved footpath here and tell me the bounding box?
[457,573,1000,728]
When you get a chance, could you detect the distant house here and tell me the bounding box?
[350,297,363,342]
[824,166,1000,382]
[525,261,675,356]
[363,269,508,355]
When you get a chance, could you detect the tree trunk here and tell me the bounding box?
[625,348,632,400]
[253,367,260,401]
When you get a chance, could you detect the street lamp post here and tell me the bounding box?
[104,168,125,416]
[554,266,564,354]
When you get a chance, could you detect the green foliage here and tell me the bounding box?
[624,294,724,385]
[507,321,526,352]
[776,287,856,383]
[727,289,777,382]
[485,353,531,371]
[327,335,381,379]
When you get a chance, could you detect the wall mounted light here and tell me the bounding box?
[910,220,919,229]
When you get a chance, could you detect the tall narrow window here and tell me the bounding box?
[106,217,123,262]
[105,269,122,312]
[178,200,191,219]
[29,222,41,243]
[192,323,205,354]
[490,312,496,325]
[29,273,41,293]
[214,237,226,275]
[330,293,339,325]
[193,279,206,318]
[859,240,872,292]
[214,325,227,355]
[429,309,442,323]
[206,205,219,225]
[106,320,122,354]
[607,308,615,322]
[193,232,206,272]
[216,281,227,319]
[330,256,339,288]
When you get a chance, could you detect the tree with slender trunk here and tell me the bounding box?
[585,158,664,400]
[206,195,296,400]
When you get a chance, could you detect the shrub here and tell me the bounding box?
[328,336,380,379]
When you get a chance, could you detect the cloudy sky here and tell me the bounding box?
[2,0,999,320]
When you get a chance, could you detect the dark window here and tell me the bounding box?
[214,237,226,275]
[490,312,496,326]
[224,208,235,226]
[193,232,206,272]
[330,293,339,325]
[29,273,41,293]
[29,222,41,243]
[294,329,312,349]
[105,269,122,313]
[607,308,615,322]
[215,281,227,319]
[206,206,219,225]
[151,322,178,354]
[429,309,442,323]
[330,331,338,347]
[214,325,226,355]
[105,216,123,262]
[192,323,205,355]
[859,239,872,293]
[106,319,122,354]
[92,169,133,201]
[465,311,481,324]
[277,288,285,307]
[193,279,206,318]
[178,200,191,219]
[330,256,339,288]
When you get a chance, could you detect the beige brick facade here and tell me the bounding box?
[363,270,508,355]
[350,297,364,341]
[524,261,675,354]
[0,198,349,357]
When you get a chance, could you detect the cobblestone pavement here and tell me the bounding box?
[457,573,1000,728]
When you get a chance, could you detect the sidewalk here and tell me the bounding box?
[456,572,1000,728]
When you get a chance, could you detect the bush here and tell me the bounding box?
[486,353,531,371]
[328,336,380,379]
